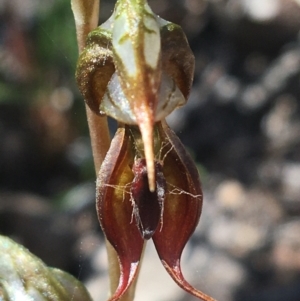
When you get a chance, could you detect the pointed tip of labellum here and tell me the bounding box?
[138,117,155,192]
[107,261,140,301]
[162,260,217,301]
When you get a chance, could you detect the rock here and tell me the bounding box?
[215,180,246,210]
[281,163,300,211]
[272,220,300,273]
[207,184,283,257]
[184,247,247,301]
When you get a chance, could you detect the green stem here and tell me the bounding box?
[71,1,141,300]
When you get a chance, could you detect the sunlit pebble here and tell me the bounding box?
[242,0,280,22]
[209,254,246,287]
[200,252,246,301]
[272,220,300,271]
[280,50,300,73]
[257,160,282,185]
[283,164,300,189]
[208,217,267,257]
[263,50,300,91]
[186,246,246,301]
[215,180,245,210]
[261,94,296,141]
[214,75,240,103]
[262,68,283,92]
[281,163,300,201]
[50,87,74,112]
[239,84,267,111]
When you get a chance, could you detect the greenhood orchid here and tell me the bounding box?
[76,0,216,300]
[76,0,194,191]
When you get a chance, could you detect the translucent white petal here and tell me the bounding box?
[101,72,137,124]
[143,4,160,69]
[100,72,185,123]
[113,12,137,76]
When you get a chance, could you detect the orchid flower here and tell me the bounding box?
[75,0,216,300]
[76,0,194,191]
[96,121,215,301]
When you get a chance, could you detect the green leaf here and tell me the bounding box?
[0,235,92,301]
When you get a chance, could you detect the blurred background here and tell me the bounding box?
[0,0,300,300]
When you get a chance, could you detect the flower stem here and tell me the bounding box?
[71,1,140,300]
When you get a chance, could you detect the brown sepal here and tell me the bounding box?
[96,125,144,301]
[153,122,216,301]
[76,28,115,114]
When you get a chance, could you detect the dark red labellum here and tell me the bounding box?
[130,158,166,240]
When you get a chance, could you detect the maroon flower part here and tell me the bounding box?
[96,121,216,301]
[130,157,166,239]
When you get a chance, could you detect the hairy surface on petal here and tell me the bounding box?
[76,28,115,114]
[100,72,185,125]
[96,126,144,301]
[153,121,202,259]
[153,122,216,301]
